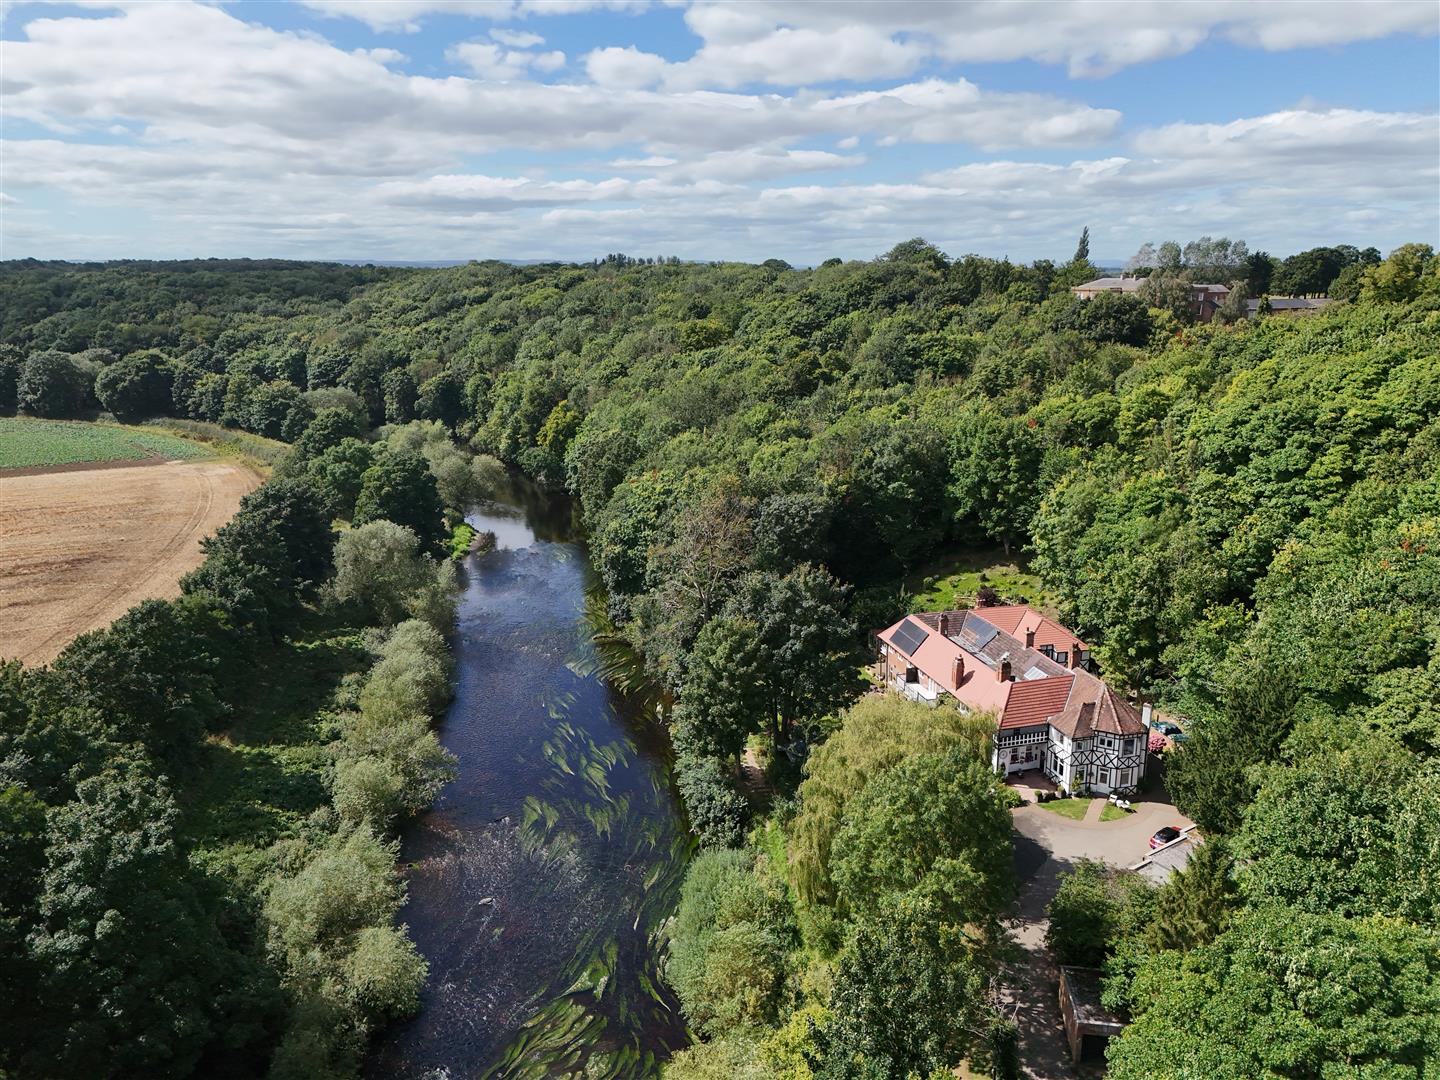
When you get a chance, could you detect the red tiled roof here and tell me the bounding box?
[878,604,1136,740]
[975,605,1025,634]
[999,677,1075,730]
[978,603,1090,654]
[1050,683,1146,739]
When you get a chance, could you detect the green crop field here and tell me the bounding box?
[0,417,212,470]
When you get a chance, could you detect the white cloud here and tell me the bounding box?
[606,145,867,181]
[817,79,1120,150]
[490,28,544,47]
[677,1,1439,81]
[295,0,1435,81]
[447,41,527,79]
[447,39,565,79]
[584,45,669,88]
[299,0,648,32]
[657,25,928,89]
[300,0,509,33]
[609,155,679,168]
[1,3,1436,263]
[354,46,409,65]
[1135,108,1439,168]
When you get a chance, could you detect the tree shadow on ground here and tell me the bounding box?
[1002,827,1105,1080]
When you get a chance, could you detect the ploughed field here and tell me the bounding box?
[0,419,259,665]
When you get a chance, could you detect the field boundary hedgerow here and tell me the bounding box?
[141,418,288,474]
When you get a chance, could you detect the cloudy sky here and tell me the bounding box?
[2,1,1438,264]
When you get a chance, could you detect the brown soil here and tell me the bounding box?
[0,459,259,666]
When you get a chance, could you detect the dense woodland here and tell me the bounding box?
[1,236,1437,1078]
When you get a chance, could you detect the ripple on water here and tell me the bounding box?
[368,488,691,1079]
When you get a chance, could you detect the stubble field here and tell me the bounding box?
[0,457,259,665]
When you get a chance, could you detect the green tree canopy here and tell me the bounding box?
[1109,910,1440,1080]
[18,350,94,418]
[353,449,447,554]
[829,748,1015,921]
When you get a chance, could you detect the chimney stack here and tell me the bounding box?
[1141,702,1153,729]
[939,612,951,636]
[998,653,1012,682]
[1025,628,1036,648]
[1070,643,1083,669]
[951,655,964,687]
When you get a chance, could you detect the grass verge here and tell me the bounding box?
[142,418,288,474]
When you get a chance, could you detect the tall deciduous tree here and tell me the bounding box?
[829,749,1015,920]
[184,477,336,624]
[94,350,171,421]
[1109,911,1440,1080]
[1146,837,1237,952]
[328,520,438,628]
[17,350,93,418]
[1235,744,1440,923]
[826,886,990,1080]
[788,697,996,911]
[353,449,447,554]
[45,598,223,773]
[676,617,767,764]
[726,564,860,748]
[27,762,226,1079]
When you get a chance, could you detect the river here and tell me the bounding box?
[368,479,692,1079]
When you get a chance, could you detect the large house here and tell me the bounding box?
[875,603,1150,795]
[1072,275,1229,322]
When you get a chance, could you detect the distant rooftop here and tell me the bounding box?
[1074,276,1229,294]
[1247,296,1333,313]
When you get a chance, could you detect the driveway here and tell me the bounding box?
[1000,790,1195,1080]
[1012,796,1190,868]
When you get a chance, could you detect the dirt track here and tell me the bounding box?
[0,459,259,666]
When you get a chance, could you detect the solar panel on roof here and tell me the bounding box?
[890,618,929,657]
[958,616,999,652]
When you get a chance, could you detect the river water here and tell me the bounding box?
[368,480,691,1079]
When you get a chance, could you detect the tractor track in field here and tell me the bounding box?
[0,458,258,666]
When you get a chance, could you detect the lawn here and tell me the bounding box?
[906,546,1057,614]
[0,416,211,469]
[1039,797,1091,820]
[1038,797,1136,821]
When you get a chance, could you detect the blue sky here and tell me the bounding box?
[2,1,1437,264]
